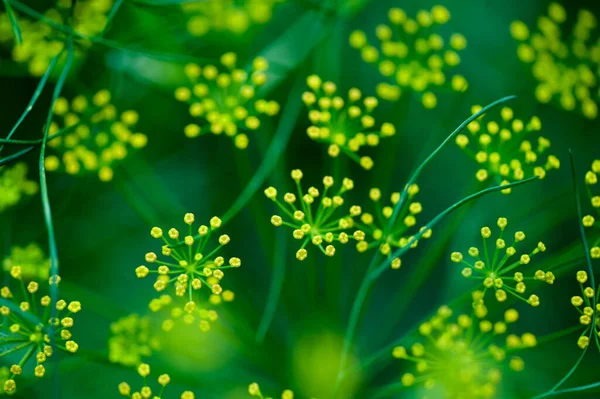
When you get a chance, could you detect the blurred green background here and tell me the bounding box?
[1,0,600,398]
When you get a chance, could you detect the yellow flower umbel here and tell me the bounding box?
[570,270,599,349]
[0,0,113,76]
[265,170,365,261]
[3,243,51,281]
[350,5,468,109]
[44,89,148,182]
[570,270,599,350]
[451,218,553,307]
[136,214,239,330]
[584,160,600,259]
[456,105,560,190]
[108,314,161,367]
[0,269,80,394]
[392,305,536,399]
[118,363,195,399]
[0,163,38,214]
[302,75,396,169]
[353,185,431,265]
[248,383,310,399]
[183,0,283,37]
[175,53,279,150]
[510,3,600,119]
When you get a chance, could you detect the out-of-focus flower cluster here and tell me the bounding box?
[511,2,600,119]
[0,163,38,214]
[456,105,560,190]
[0,269,80,394]
[0,0,113,76]
[183,0,284,37]
[2,242,50,281]
[302,75,396,169]
[44,89,147,182]
[175,53,279,149]
[108,314,161,366]
[392,305,536,398]
[350,5,468,109]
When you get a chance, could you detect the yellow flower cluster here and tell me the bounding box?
[265,170,365,261]
[584,160,600,259]
[0,163,39,214]
[354,184,431,264]
[149,293,223,333]
[302,75,396,169]
[510,3,599,119]
[456,105,560,189]
[571,270,599,349]
[175,53,279,149]
[450,218,553,307]
[0,0,113,76]
[136,213,238,330]
[0,269,80,394]
[108,314,161,367]
[349,5,468,109]
[392,305,536,398]
[182,0,283,37]
[118,363,195,399]
[44,89,148,182]
[3,242,50,281]
[248,383,317,399]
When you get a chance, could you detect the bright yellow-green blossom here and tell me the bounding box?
[136,213,239,330]
[175,53,279,149]
[349,5,468,109]
[510,3,600,119]
[0,269,80,394]
[353,185,431,265]
[118,363,195,399]
[451,217,553,307]
[571,270,599,349]
[182,0,284,37]
[108,314,160,366]
[148,293,224,333]
[3,243,50,281]
[265,169,365,261]
[0,0,113,76]
[44,89,148,182]
[0,162,38,214]
[392,305,536,398]
[456,105,560,190]
[248,383,316,399]
[302,75,396,169]
[0,163,39,214]
[584,160,600,259]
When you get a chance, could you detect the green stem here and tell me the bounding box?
[255,230,287,342]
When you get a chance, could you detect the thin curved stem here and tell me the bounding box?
[0,50,60,154]
[38,37,74,399]
[388,95,517,229]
